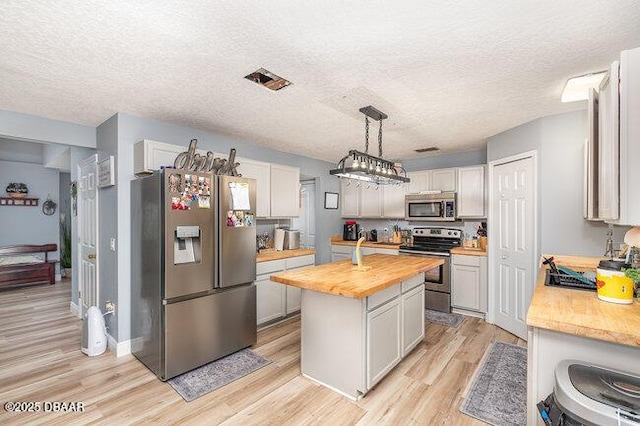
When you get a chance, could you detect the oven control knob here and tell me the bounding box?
[448,231,452,235]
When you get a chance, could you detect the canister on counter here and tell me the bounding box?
[596,260,634,304]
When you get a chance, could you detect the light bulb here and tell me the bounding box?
[360,159,367,168]
[351,159,359,168]
[375,164,381,173]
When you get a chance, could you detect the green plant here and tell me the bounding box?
[60,220,71,269]
[623,268,640,283]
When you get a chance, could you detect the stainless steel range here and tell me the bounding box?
[399,227,462,313]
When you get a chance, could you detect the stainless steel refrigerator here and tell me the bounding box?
[131,170,257,381]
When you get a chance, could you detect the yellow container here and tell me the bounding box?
[596,263,634,304]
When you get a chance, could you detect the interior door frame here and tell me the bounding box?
[486,150,538,327]
[77,154,99,318]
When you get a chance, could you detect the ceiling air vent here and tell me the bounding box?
[414,147,440,153]
[244,68,292,91]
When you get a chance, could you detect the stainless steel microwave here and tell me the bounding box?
[404,192,456,221]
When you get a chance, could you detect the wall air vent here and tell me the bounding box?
[414,147,440,153]
[244,68,292,91]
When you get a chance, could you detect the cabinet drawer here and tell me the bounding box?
[367,283,401,311]
[401,274,424,293]
[452,255,480,267]
[256,259,286,275]
[286,254,315,269]
[331,244,353,254]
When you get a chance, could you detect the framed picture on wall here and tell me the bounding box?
[324,192,338,209]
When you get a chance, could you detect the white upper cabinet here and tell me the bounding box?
[270,164,300,217]
[407,171,430,193]
[381,184,406,218]
[236,158,271,218]
[359,185,382,217]
[598,61,620,221]
[407,168,456,193]
[341,180,360,218]
[134,139,214,175]
[430,168,457,191]
[457,166,486,218]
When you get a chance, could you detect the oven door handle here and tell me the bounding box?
[399,250,450,257]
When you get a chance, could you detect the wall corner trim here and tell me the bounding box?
[107,333,132,357]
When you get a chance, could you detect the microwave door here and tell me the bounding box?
[408,201,442,219]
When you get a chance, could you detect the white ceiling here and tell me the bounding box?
[1,1,639,163]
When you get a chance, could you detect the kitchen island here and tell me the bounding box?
[270,253,443,400]
[526,255,640,425]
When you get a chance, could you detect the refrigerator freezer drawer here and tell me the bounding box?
[163,284,257,380]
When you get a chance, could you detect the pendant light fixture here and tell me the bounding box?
[329,106,409,185]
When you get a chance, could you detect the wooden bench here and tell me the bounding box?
[0,244,58,290]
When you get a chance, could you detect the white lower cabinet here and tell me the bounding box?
[402,283,425,355]
[451,254,487,314]
[256,255,314,326]
[331,244,398,262]
[366,298,402,389]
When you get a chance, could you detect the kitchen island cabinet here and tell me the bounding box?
[271,254,442,399]
[526,255,640,425]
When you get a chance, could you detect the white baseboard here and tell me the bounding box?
[106,333,131,357]
[55,273,62,282]
[69,301,80,318]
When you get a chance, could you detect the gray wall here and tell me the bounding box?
[0,109,95,148]
[403,148,487,172]
[0,160,60,262]
[487,110,629,257]
[102,113,342,342]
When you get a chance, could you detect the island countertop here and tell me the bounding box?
[527,254,640,347]
[270,253,443,299]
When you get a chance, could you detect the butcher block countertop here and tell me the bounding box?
[270,253,443,299]
[330,236,401,250]
[450,247,487,257]
[256,249,315,263]
[527,254,640,347]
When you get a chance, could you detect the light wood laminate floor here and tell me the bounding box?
[0,280,525,425]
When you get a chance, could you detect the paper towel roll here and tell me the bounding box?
[274,229,285,251]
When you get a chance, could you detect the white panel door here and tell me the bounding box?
[366,298,402,389]
[457,166,486,218]
[407,171,429,194]
[492,156,534,340]
[401,285,425,356]
[359,185,382,217]
[292,181,316,248]
[598,61,620,221]
[256,276,286,325]
[78,154,98,316]
[341,180,359,217]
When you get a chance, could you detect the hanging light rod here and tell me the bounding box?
[329,105,409,185]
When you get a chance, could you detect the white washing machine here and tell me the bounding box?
[538,360,640,425]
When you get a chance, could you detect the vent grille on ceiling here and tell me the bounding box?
[414,147,440,153]
[244,68,292,91]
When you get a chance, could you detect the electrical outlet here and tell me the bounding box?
[105,301,116,315]
[109,238,116,251]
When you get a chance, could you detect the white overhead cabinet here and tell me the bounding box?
[456,166,487,218]
[340,180,406,219]
[236,158,271,217]
[134,139,213,175]
[593,46,640,225]
[270,164,300,217]
[407,168,457,193]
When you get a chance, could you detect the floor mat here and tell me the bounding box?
[425,309,464,328]
[167,348,271,402]
[460,341,527,426]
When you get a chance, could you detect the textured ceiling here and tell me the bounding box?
[1,1,639,163]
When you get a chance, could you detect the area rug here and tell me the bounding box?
[460,341,527,426]
[167,349,271,402]
[424,309,464,328]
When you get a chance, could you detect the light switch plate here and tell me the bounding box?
[110,238,116,251]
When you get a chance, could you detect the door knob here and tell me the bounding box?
[87,254,96,260]
[501,255,507,260]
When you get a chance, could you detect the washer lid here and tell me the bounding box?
[569,363,640,413]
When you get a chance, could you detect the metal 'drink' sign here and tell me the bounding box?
[174,139,240,176]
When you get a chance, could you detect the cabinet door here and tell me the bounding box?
[457,166,486,218]
[382,184,406,218]
[451,264,481,311]
[256,275,286,325]
[134,140,193,175]
[407,171,429,194]
[270,164,300,217]
[285,285,302,314]
[341,180,360,217]
[331,252,351,262]
[359,185,382,217]
[236,158,271,217]
[366,298,402,389]
[598,61,620,221]
[402,285,425,356]
[430,168,457,192]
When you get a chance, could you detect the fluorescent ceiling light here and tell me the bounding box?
[561,71,606,103]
